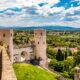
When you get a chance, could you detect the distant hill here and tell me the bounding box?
[0,26,80,31]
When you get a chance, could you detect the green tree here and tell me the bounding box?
[56,49,64,61]
[47,47,56,59]
[74,51,80,66]
[49,59,58,69]
[66,48,72,56]
[64,51,68,60]
[49,59,64,72]
[63,57,74,71]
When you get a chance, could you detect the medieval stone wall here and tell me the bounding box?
[1,46,17,80]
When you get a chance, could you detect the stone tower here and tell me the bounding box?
[34,29,47,68]
[0,29,14,63]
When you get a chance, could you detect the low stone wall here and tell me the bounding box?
[1,46,17,80]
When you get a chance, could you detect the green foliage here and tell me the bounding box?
[63,57,74,71]
[13,63,57,80]
[61,70,74,80]
[54,62,64,72]
[47,47,69,60]
[78,64,80,67]
[49,59,58,69]
[47,31,80,47]
[67,49,72,56]
[49,59,64,72]
[56,49,64,61]
[49,56,74,79]
[47,31,80,80]
[61,71,70,78]
[62,50,68,60]
[64,51,68,60]
[68,68,74,79]
[47,47,57,59]
[13,30,34,46]
[74,51,80,66]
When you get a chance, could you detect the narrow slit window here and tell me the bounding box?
[41,32,42,36]
[38,42,39,44]
[11,33,12,37]
[3,33,5,37]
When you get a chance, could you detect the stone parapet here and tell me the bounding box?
[1,46,17,80]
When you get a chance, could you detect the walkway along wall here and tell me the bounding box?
[0,46,17,80]
[0,29,14,63]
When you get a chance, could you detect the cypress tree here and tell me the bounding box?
[56,49,64,61]
[64,51,68,60]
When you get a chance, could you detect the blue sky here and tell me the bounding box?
[0,0,80,28]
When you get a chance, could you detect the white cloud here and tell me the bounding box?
[0,12,80,28]
[0,0,60,10]
[64,6,80,14]
[0,2,22,10]
[52,7,65,13]
[0,0,80,28]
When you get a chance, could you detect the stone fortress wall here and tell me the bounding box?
[0,29,47,64]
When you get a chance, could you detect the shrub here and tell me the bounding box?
[49,59,64,72]
[63,56,74,71]
[74,51,80,66]
[56,49,64,61]
[47,47,57,59]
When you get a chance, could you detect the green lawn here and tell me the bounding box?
[13,63,57,80]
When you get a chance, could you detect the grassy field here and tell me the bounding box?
[13,63,57,80]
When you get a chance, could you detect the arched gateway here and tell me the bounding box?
[0,29,48,67]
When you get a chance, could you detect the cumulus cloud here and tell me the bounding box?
[0,0,80,28]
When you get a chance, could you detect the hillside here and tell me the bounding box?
[0,26,80,31]
[13,63,57,80]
